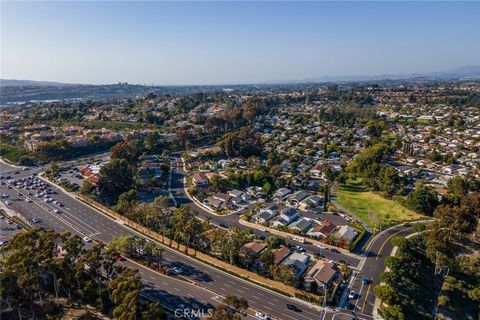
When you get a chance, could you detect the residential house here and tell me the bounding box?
[68,136,89,148]
[24,139,43,151]
[299,194,323,211]
[239,240,267,267]
[310,164,324,178]
[273,245,291,265]
[288,190,309,206]
[274,188,292,201]
[304,260,339,290]
[192,172,209,186]
[252,211,274,224]
[306,220,337,239]
[279,207,299,224]
[283,252,310,277]
[289,218,317,234]
[336,225,358,243]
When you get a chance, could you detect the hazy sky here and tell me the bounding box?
[1,1,479,85]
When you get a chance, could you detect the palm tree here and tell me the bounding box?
[126,236,136,257]
[340,263,350,281]
[152,247,164,270]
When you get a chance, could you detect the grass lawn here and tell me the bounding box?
[335,179,425,229]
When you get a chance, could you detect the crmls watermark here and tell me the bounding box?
[174,308,214,318]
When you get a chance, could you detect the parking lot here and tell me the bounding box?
[55,167,84,191]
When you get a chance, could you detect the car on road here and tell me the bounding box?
[330,248,340,253]
[286,304,301,312]
[53,209,61,214]
[362,276,371,285]
[167,266,183,275]
[82,236,93,243]
[25,198,32,203]
[219,223,228,228]
[113,255,126,261]
[316,245,327,250]
[348,291,357,299]
[293,245,305,252]
[32,218,41,223]
[255,312,269,320]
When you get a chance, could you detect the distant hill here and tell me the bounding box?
[0,79,81,87]
[265,65,480,84]
[1,65,479,103]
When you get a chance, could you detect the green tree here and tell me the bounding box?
[265,235,285,249]
[109,268,142,320]
[378,166,403,197]
[405,183,438,215]
[141,302,163,320]
[98,158,134,199]
[79,180,95,195]
[271,264,297,286]
[446,175,469,204]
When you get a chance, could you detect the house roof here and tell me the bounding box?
[290,190,309,202]
[273,245,291,265]
[336,225,358,241]
[240,240,267,256]
[305,260,337,285]
[289,218,316,231]
[280,207,298,218]
[253,211,274,222]
[192,172,208,182]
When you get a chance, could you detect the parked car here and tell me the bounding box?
[82,236,93,243]
[32,218,41,223]
[348,291,357,299]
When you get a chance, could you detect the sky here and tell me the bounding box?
[1,1,479,85]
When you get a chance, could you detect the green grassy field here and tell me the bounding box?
[335,180,425,229]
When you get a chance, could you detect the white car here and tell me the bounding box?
[348,291,356,299]
[25,198,32,203]
[32,218,41,223]
[82,236,93,243]
[53,209,61,214]
[5,201,12,205]
[1,194,9,198]
[316,245,327,250]
[255,312,269,320]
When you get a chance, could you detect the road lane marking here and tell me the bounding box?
[375,229,405,261]
[361,283,372,312]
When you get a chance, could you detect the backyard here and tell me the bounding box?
[335,179,425,229]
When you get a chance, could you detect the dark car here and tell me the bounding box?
[219,223,228,228]
[362,276,370,285]
[286,304,301,312]
[330,248,340,253]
